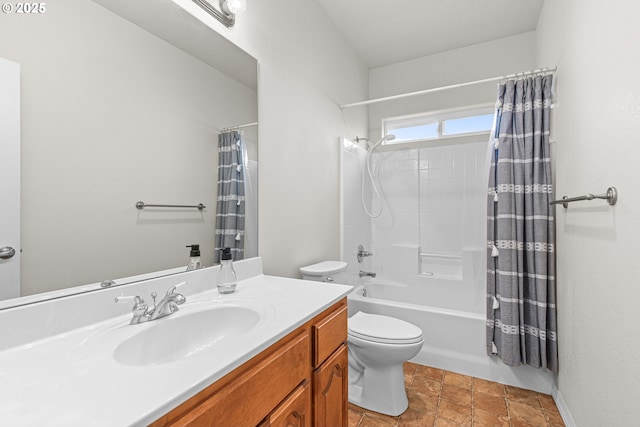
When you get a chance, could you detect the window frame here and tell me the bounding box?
[381,103,495,146]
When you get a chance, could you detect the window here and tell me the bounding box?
[382,105,494,145]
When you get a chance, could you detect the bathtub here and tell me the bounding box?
[347,279,555,393]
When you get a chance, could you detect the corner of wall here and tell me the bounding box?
[552,385,577,427]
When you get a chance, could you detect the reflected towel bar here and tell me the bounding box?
[136,201,206,210]
[549,187,617,208]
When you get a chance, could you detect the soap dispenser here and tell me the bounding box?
[185,244,202,271]
[217,247,237,294]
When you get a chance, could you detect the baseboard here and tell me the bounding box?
[552,385,576,427]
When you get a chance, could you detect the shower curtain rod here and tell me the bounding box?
[339,67,557,109]
[221,121,258,132]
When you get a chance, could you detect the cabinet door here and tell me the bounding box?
[313,345,348,427]
[265,382,311,427]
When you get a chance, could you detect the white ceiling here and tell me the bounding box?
[316,0,545,69]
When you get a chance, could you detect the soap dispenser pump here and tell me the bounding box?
[217,247,237,294]
[186,244,202,271]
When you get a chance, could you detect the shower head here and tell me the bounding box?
[381,134,396,143]
[369,134,396,151]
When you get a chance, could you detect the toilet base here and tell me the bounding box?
[348,363,409,416]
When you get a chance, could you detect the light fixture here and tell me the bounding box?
[192,0,246,28]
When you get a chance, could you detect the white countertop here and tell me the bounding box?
[0,267,352,426]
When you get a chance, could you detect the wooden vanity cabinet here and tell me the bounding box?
[311,301,348,427]
[150,298,347,427]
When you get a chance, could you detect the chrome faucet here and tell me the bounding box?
[150,284,187,321]
[359,271,377,278]
[116,281,187,325]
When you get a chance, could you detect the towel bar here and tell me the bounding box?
[549,187,617,209]
[135,201,206,210]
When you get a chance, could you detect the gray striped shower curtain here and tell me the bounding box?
[486,75,558,372]
[215,130,245,262]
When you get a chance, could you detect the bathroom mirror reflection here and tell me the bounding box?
[0,0,258,307]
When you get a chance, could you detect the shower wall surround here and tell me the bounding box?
[342,139,488,314]
[341,139,371,276]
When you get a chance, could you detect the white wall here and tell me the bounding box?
[0,0,257,295]
[175,0,370,278]
[536,1,640,425]
[368,31,537,139]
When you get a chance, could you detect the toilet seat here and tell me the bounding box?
[348,312,423,345]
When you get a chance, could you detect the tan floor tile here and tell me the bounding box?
[404,372,415,388]
[546,409,565,427]
[400,389,439,420]
[473,407,510,427]
[355,364,566,427]
[415,364,444,381]
[473,391,508,416]
[364,409,399,425]
[508,400,547,426]
[506,386,542,407]
[397,413,436,427]
[537,393,555,410]
[436,399,472,425]
[358,412,398,427]
[404,361,419,375]
[434,417,469,427]
[473,377,506,397]
[349,409,364,427]
[440,383,472,406]
[510,420,545,427]
[538,395,560,411]
[404,363,418,386]
[443,371,473,390]
[412,376,442,395]
[535,393,564,426]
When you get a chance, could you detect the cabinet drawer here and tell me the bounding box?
[312,302,347,368]
[261,382,311,427]
[158,330,310,427]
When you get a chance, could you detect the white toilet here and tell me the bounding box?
[299,261,424,416]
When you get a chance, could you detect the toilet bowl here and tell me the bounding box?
[347,311,423,416]
[299,261,424,417]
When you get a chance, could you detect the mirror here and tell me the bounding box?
[0,0,258,307]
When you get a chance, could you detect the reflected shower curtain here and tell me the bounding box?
[486,75,558,372]
[215,130,245,262]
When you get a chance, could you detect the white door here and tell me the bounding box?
[0,57,21,300]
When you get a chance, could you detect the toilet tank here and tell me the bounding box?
[299,261,347,284]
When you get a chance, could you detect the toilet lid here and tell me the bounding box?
[348,312,423,344]
[299,261,347,276]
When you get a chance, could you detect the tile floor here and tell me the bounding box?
[348,362,565,427]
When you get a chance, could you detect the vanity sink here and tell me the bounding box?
[113,300,272,366]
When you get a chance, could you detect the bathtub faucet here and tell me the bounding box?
[359,270,377,278]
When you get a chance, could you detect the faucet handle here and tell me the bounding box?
[357,244,374,263]
[116,295,150,325]
[115,295,147,311]
[167,281,188,295]
[115,295,141,304]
